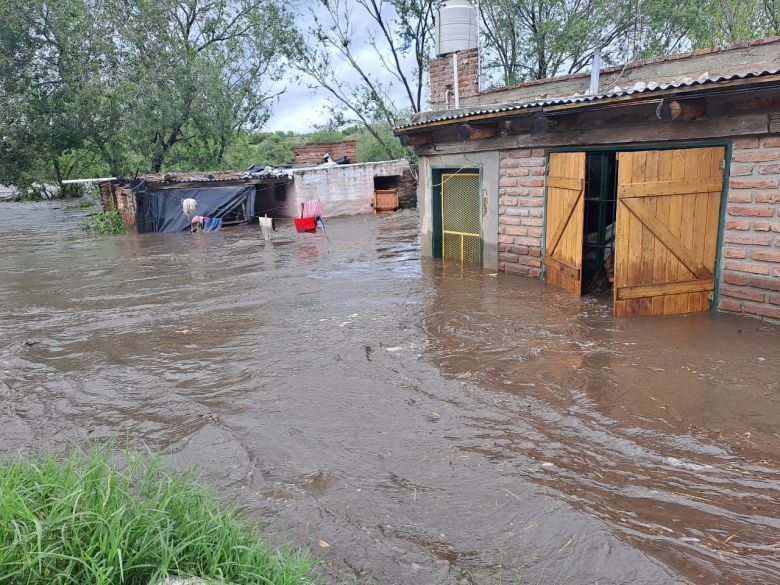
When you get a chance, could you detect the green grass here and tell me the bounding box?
[0,444,314,585]
[79,210,127,235]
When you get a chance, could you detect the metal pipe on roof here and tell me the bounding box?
[453,53,460,109]
[589,49,602,95]
[62,177,117,184]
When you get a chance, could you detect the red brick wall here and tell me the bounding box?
[99,181,115,211]
[116,186,137,231]
[293,140,357,165]
[430,48,479,110]
[497,148,547,276]
[718,135,780,320]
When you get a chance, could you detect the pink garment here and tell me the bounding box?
[301,199,322,218]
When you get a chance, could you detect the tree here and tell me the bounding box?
[0,0,114,192]
[106,0,294,173]
[478,0,635,85]
[0,0,295,190]
[294,0,435,159]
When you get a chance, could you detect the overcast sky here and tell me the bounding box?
[265,83,331,133]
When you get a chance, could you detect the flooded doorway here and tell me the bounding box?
[582,152,617,297]
[545,146,726,316]
[433,169,481,265]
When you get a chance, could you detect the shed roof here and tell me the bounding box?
[397,69,780,132]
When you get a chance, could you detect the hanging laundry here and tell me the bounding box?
[182,198,197,217]
[302,199,322,218]
[295,198,323,233]
[190,215,223,232]
[204,217,223,232]
[258,216,274,241]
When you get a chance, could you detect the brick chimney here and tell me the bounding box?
[430,48,480,111]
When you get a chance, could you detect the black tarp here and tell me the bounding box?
[135,185,256,233]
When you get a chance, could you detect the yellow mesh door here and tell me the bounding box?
[441,172,481,264]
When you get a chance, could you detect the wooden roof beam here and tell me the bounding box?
[399,132,434,146]
[656,98,707,121]
[459,123,499,141]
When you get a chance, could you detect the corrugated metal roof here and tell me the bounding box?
[398,69,780,131]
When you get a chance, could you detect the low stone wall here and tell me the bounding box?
[397,169,418,209]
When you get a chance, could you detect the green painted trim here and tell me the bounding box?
[711,141,733,313]
[431,168,443,258]
[547,139,731,154]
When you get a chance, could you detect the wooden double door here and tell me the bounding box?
[544,147,725,317]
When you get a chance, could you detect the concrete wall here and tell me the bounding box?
[290,160,412,217]
[417,151,500,270]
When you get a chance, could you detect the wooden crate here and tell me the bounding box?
[373,189,399,213]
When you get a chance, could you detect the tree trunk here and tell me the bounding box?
[216,133,227,165]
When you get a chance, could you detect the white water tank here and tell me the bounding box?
[436,0,478,57]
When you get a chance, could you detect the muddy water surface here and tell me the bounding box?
[1,202,779,585]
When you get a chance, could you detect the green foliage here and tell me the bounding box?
[0,444,313,585]
[352,125,412,163]
[227,131,302,167]
[478,0,780,84]
[80,210,127,236]
[305,129,348,144]
[0,0,296,186]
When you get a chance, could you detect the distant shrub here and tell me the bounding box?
[80,210,127,235]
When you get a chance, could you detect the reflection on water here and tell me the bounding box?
[0,202,778,584]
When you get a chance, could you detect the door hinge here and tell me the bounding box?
[719,160,726,170]
[707,291,714,301]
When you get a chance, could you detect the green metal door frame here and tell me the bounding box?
[431,166,483,263]
[542,139,733,312]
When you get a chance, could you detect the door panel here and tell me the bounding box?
[614,147,724,317]
[544,152,586,295]
[441,172,481,264]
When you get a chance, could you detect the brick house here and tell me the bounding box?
[396,37,780,321]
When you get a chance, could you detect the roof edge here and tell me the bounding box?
[396,70,780,133]
[479,36,780,98]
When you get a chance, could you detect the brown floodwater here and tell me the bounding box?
[1,201,779,585]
